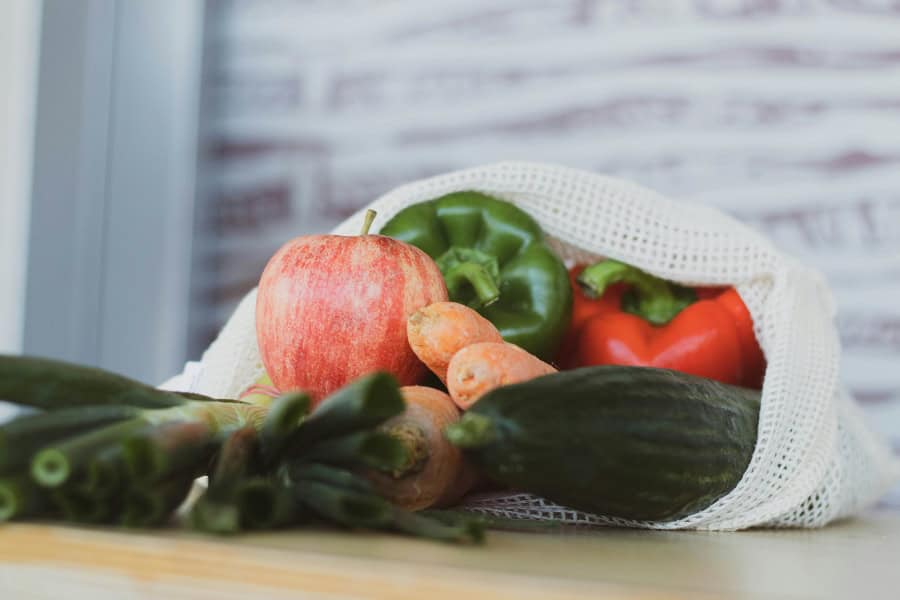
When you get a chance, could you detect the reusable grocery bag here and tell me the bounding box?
[167,161,899,530]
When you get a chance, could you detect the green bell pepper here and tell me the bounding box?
[379,191,572,361]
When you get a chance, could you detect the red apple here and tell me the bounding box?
[255,211,448,403]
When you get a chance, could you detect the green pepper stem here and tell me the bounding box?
[577,259,693,326]
[444,413,497,449]
[443,262,501,308]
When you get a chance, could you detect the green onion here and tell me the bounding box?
[259,392,310,462]
[0,354,186,410]
[390,508,484,543]
[31,419,150,488]
[294,480,392,529]
[284,462,374,494]
[174,391,244,403]
[190,426,265,535]
[51,488,118,524]
[164,400,268,433]
[0,405,140,473]
[288,372,404,449]
[424,509,568,533]
[121,476,194,528]
[0,356,485,544]
[0,475,48,522]
[121,420,218,484]
[206,425,261,494]
[301,431,407,471]
[190,496,240,535]
[75,446,124,498]
[234,477,296,530]
[28,398,267,489]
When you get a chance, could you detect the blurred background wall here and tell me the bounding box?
[21,1,202,387]
[6,1,899,482]
[0,0,40,355]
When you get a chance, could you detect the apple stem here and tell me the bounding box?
[360,209,377,236]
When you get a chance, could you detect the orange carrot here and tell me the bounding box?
[434,459,480,508]
[407,302,503,384]
[446,342,557,410]
[367,386,470,511]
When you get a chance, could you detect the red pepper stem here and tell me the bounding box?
[443,262,501,309]
[577,260,688,326]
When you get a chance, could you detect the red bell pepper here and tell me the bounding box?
[562,260,765,388]
[555,265,623,368]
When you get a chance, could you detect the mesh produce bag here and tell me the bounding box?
[166,161,899,530]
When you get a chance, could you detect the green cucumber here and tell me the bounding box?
[445,366,760,522]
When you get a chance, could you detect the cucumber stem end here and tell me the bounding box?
[444,413,496,449]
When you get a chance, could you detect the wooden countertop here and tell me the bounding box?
[1,509,898,600]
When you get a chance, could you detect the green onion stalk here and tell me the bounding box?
[28,399,269,491]
[0,355,484,543]
[0,405,141,474]
[121,476,196,528]
[190,425,267,534]
[0,475,48,522]
[0,354,188,410]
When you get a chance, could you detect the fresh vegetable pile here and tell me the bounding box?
[0,191,767,540]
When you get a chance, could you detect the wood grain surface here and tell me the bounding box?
[1,509,899,599]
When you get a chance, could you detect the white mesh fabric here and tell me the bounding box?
[182,161,899,530]
[191,288,266,400]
